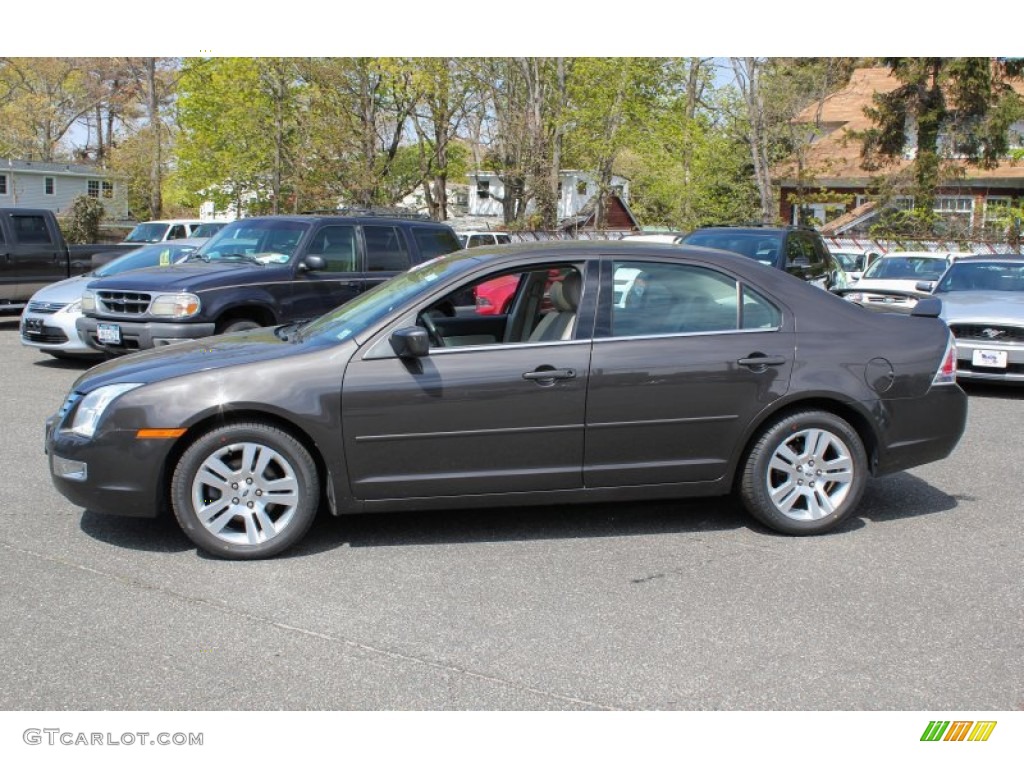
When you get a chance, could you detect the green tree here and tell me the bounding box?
[860,58,1024,226]
[175,57,303,218]
[0,57,102,161]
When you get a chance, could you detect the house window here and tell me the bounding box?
[87,180,100,198]
[0,174,7,195]
[983,196,1013,237]
[102,181,113,199]
[934,196,974,233]
[476,180,490,198]
[44,177,55,195]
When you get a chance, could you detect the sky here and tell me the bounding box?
[7,2,1017,58]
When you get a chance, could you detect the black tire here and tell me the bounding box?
[739,410,867,535]
[171,422,320,559]
[219,318,261,334]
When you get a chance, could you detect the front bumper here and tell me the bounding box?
[77,316,216,355]
[45,415,175,518]
[21,309,99,356]
[953,340,1024,383]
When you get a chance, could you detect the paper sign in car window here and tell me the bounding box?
[159,248,171,266]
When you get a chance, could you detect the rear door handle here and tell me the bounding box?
[737,355,788,368]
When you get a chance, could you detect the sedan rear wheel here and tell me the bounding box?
[740,410,867,535]
[171,422,320,559]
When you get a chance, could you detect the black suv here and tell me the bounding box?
[681,225,844,290]
[77,213,462,354]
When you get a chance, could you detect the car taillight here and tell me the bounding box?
[933,335,957,385]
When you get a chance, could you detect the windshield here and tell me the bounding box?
[94,243,195,277]
[862,255,949,281]
[935,262,1024,293]
[192,222,227,238]
[298,254,476,343]
[831,252,863,271]
[123,222,170,243]
[194,219,310,264]
[684,232,780,265]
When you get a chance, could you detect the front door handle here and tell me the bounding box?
[737,355,788,368]
[523,367,576,382]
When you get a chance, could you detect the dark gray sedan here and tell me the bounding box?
[45,242,967,559]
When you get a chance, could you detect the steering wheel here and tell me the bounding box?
[420,312,446,347]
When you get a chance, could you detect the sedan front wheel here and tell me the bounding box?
[740,410,867,535]
[171,422,320,559]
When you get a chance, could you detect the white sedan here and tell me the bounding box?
[842,251,956,312]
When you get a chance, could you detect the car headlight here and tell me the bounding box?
[67,383,144,438]
[81,291,95,312]
[58,299,82,315]
[150,293,201,318]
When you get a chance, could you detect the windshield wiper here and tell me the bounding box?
[274,319,311,342]
[184,252,210,263]
[217,253,264,265]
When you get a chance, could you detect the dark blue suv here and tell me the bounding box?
[682,225,844,290]
[77,213,463,354]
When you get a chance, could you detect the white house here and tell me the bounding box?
[467,170,629,219]
[0,158,129,221]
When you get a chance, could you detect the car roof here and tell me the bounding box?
[236,214,448,226]
[878,251,954,258]
[686,225,806,234]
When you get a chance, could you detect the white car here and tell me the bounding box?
[619,233,685,244]
[829,248,881,282]
[123,219,204,244]
[457,231,512,248]
[842,251,957,312]
[19,240,203,358]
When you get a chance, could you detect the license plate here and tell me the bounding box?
[972,349,1007,368]
[97,323,121,344]
[23,318,44,334]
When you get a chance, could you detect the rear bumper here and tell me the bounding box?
[77,316,216,355]
[874,384,968,476]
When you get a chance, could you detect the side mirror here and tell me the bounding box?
[301,255,327,272]
[915,280,935,293]
[911,297,942,318]
[389,326,430,358]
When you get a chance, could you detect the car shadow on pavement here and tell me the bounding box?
[32,355,103,370]
[289,470,959,556]
[299,497,751,555]
[75,471,960,559]
[79,510,193,554]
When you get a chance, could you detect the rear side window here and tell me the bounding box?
[741,285,782,329]
[412,227,461,261]
[11,214,54,245]
[364,226,410,271]
[610,261,740,337]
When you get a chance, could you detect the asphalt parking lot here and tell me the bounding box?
[1,316,1021,711]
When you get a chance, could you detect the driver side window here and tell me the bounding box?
[417,265,584,349]
[307,225,357,272]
